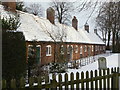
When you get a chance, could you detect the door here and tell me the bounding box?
[36,45,41,65]
[67,45,73,61]
[69,45,73,60]
[88,46,91,56]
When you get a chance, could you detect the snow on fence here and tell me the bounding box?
[2,67,120,89]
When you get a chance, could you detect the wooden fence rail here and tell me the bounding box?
[2,67,120,89]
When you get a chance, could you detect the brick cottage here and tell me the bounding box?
[1,1,106,66]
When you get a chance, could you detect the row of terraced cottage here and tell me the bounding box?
[2,2,106,66]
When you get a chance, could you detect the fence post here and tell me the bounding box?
[58,74,62,90]
[70,72,74,89]
[107,68,110,89]
[86,71,89,89]
[29,77,34,88]
[65,73,68,89]
[81,71,84,90]
[50,73,57,89]
[76,72,79,89]
[37,76,42,88]
[99,69,102,89]
[2,80,6,89]
[90,70,93,90]
[103,69,106,89]
[95,70,98,89]
[11,79,16,88]
[45,75,49,89]
[20,77,25,88]
[118,54,120,89]
[112,71,119,89]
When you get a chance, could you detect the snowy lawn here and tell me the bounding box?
[68,53,119,73]
[25,53,120,87]
[49,53,119,81]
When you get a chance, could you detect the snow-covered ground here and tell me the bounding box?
[68,53,118,73]
[49,52,119,81]
[25,52,120,87]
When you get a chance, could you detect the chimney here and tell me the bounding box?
[94,28,97,34]
[84,23,89,33]
[47,7,55,24]
[2,0,16,12]
[72,16,78,30]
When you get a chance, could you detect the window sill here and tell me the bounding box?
[46,54,52,56]
[75,52,78,53]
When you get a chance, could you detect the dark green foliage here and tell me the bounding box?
[49,62,67,73]
[16,2,24,11]
[2,15,21,31]
[2,32,26,87]
[27,41,38,78]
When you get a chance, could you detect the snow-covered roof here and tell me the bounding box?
[1,5,105,45]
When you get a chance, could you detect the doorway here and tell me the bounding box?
[36,45,41,65]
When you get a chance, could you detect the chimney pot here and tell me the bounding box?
[72,16,78,30]
[84,23,89,33]
[94,28,97,34]
[47,7,55,24]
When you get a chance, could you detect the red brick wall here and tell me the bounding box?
[26,41,105,65]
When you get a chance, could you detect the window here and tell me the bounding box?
[60,45,64,54]
[46,45,52,56]
[80,46,82,54]
[67,45,70,54]
[75,45,78,53]
[28,45,33,57]
[92,45,94,52]
[84,45,87,52]
[95,46,97,51]
[97,46,99,51]
[100,46,102,51]
[103,46,106,50]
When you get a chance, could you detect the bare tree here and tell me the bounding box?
[50,1,74,25]
[25,3,43,17]
[96,1,120,52]
[76,0,100,23]
[45,24,67,62]
[96,2,112,50]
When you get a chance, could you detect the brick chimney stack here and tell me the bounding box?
[2,0,16,12]
[84,23,89,33]
[94,28,97,34]
[47,7,55,24]
[72,16,78,30]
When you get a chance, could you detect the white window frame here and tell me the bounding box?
[71,45,73,53]
[67,45,70,54]
[103,46,106,50]
[84,45,87,52]
[80,46,82,54]
[46,45,52,56]
[100,46,101,51]
[60,45,64,54]
[95,46,97,51]
[97,46,99,51]
[75,45,78,53]
[92,45,94,52]
[28,45,33,57]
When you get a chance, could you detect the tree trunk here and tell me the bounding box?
[115,32,119,52]
[106,30,111,50]
[112,31,116,52]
